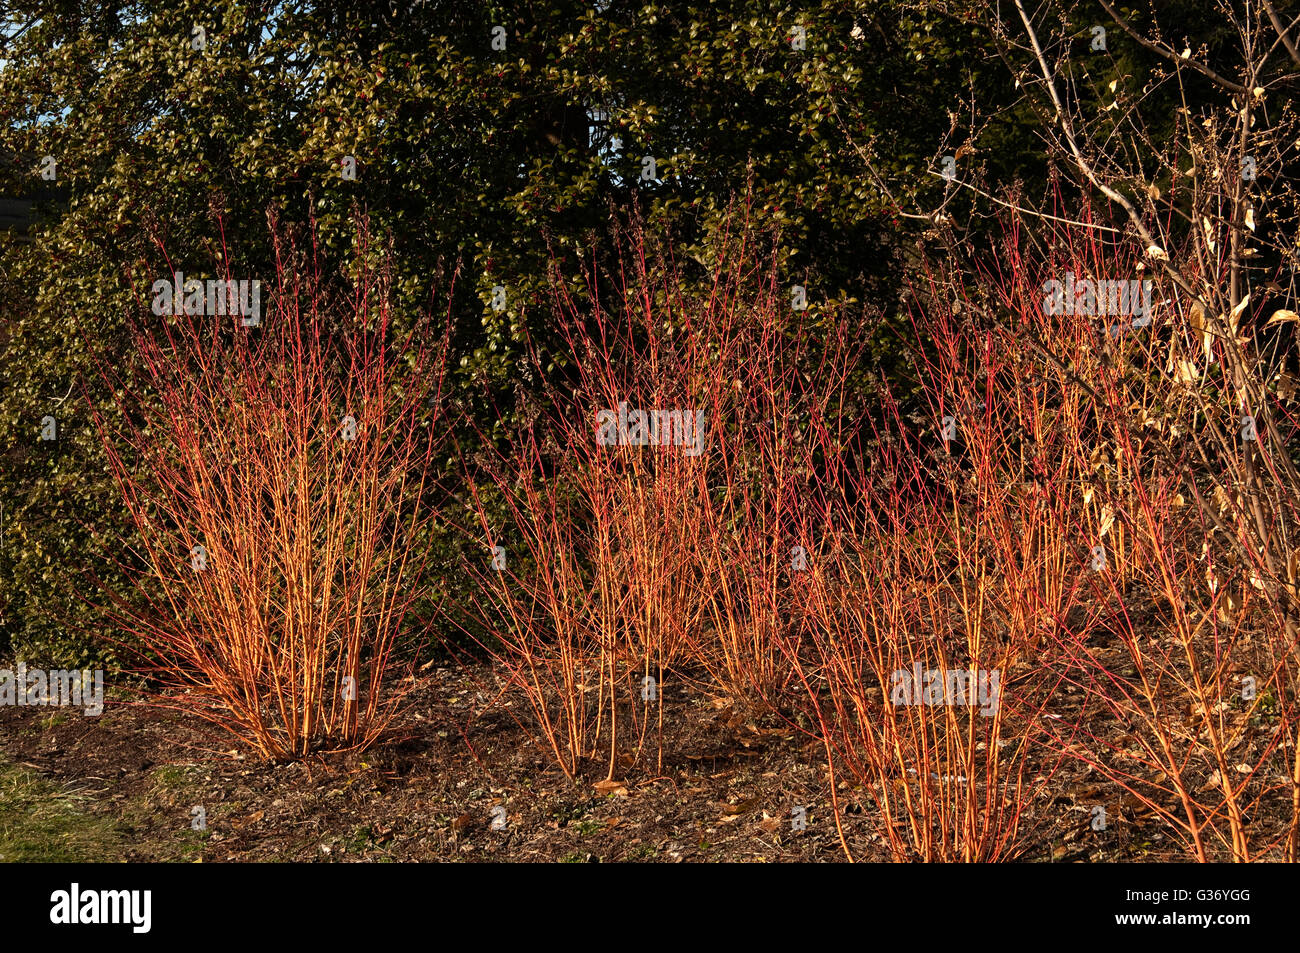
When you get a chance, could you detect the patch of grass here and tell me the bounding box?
[173,829,208,862]
[551,799,599,827]
[104,763,213,862]
[0,759,120,861]
[345,826,373,853]
[149,763,201,793]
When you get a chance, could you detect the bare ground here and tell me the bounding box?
[0,661,1219,862]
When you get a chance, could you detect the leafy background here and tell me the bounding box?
[1,0,1051,665]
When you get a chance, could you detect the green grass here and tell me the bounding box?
[0,758,120,861]
[345,826,373,853]
[38,712,69,732]
[149,763,201,793]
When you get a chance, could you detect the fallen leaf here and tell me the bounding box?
[594,779,629,796]
[231,809,264,830]
[719,796,761,816]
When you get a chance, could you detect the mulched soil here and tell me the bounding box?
[0,660,1226,862]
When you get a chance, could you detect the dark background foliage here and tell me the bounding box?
[0,0,1137,664]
